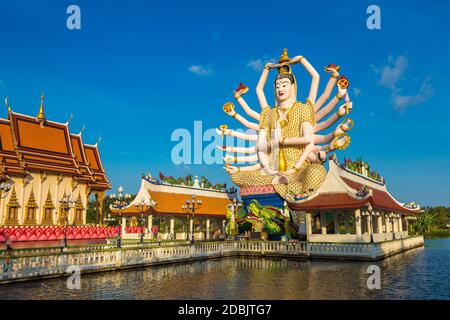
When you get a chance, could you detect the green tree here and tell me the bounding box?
[428,206,449,228]
[414,210,437,234]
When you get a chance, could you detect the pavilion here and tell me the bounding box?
[109,174,237,240]
[287,155,421,243]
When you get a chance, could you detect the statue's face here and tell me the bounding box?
[275,78,293,102]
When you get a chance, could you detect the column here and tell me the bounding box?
[190,218,194,239]
[354,209,362,237]
[147,215,153,239]
[121,217,126,236]
[377,213,383,233]
[365,213,371,234]
[344,213,350,234]
[405,218,409,235]
[320,212,327,235]
[222,220,226,239]
[398,216,403,232]
[334,213,340,235]
[206,218,210,240]
[306,213,313,237]
[170,218,175,238]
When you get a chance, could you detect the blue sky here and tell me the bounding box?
[0,0,449,206]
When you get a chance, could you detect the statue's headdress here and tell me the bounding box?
[274,48,297,105]
[277,48,292,77]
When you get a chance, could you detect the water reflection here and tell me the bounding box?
[0,238,449,300]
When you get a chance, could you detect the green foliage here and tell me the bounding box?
[427,206,449,229]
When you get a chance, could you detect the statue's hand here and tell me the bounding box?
[223,155,235,164]
[265,63,276,70]
[223,165,239,174]
[216,128,230,136]
[337,83,347,97]
[338,101,352,117]
[290,55,304,65]
[324,64,340,76]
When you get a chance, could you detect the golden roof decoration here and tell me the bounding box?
[44,190,55,209]
[26,189,38,209]
[6,186,20,208]
[36,92,46,127]
[75,193,84,210]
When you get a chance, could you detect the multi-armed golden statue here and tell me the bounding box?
[217,48,354,202]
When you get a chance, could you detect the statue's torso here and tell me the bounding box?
[261,101,315,170]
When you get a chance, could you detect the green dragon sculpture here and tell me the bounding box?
[226,200,299,239]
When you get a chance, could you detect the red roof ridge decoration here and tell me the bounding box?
[288,155,420,215]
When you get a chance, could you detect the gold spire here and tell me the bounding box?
[37,92,46,127]
[278,48,290,63]
[4,96,11,113]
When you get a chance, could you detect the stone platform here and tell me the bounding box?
[0,236,424,284]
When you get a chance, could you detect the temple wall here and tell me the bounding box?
[0,173,89,227]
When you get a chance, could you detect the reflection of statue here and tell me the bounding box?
[218,48,354,200]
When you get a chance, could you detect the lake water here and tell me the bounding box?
[0,238,449,300]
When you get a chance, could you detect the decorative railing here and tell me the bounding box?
[0,237,424,283]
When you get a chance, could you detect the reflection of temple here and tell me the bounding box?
[0,95,110,226]
[110,174,237,240]
[287,156,420,243]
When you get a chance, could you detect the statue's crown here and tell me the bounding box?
[278,48,292,75]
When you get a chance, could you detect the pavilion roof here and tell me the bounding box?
[287,155,420,215]
[110,177,236,217]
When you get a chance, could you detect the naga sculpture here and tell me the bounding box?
[217,48,354,202]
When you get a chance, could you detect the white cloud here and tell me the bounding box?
[393,79,433,112]
[378,56,408,90]
[353,87,362,97]
[374,55,433,112]
[188,65,212,76]
[246,57,276,72]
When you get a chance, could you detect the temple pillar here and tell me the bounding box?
[334,213,340,235]
[190,218,194,239]
[355,209,362,236]
[306,213,313,237]
[377,213,382,233]
[147,215,153,238]
[206,218,210,240]
[222,220,226,239]
[405,218,409,235]
[385,215,389,233]
[398,215,403,232]
[320,212,327,235]
[170,218,175,237]
[121,217,126,236]
[344,213,350,234]
[365,212,371,234]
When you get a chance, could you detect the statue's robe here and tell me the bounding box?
[231,101,326,199]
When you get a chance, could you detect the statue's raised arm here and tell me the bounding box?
[289,54,320,104]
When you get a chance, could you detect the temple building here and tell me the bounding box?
[287,155,421,243]
[110,173,237,240]
[0,95,110,227]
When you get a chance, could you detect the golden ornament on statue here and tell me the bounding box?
[337,75,350,89]
[223,102,235,114]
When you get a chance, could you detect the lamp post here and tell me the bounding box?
[135,197,146,245]
[59,193,75,248]
[182,194,203,244]
[109,186,131,248]
[227,198,242,240]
